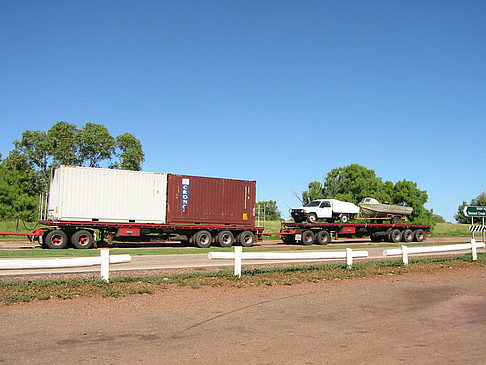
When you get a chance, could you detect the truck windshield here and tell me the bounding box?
[305,201,321,207]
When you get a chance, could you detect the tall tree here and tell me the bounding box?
[110,133,145,171]
[77,123,115,167]
[322,164,388,204]
[47,121,79,167]
[301,181,325,205]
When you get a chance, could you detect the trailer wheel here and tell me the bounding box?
[315,230,330,245]
[217,230,234,247]
[392,216,401,224]
[402,229,413,243]
[71,230,94,249]
[340,214,349,223]
[413,229,425,242]
[194,230,212,248]
[238,231,255,247]
[301,230,315,245]
[389,229,402,243]
[307,213,318,223]
[45,230,68,249]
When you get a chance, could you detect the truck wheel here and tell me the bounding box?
[71,230,94,249]
[392,216,402,224]
[389,229,402,243]
[238,231,255,247]
[307,213,318,223]
[194,230,212,248]
[217,230,234,247]
[45,230,68,249]
[315,230,330,245]
[301,230,315,245]
[413,229,425,242]
[402,229,413,243]
[340,215,349,223]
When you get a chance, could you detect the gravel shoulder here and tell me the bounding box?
[1,265,485,364]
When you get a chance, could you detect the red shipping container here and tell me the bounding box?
[166,174,256,226]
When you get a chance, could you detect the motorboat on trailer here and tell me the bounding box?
[359,197,413,219]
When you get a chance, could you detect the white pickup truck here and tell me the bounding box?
[290,199,360,223]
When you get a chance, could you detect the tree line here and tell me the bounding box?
[0,122,144,220]
[298,164,435,224]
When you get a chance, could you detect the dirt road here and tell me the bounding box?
[1,266,485,364]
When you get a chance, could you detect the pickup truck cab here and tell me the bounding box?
[290,199,360,223]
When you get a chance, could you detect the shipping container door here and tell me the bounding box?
[166,174,255,226]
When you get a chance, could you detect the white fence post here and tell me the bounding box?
[402,245,409,265]
[346,248,353,268]
[100,249,110,282]
[234,246,242,278]
[471,239,478,261]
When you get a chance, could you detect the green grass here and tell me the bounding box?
[430,223,471,236]
[1,253,484,305]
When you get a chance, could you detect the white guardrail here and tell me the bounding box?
[210,239,484,277]
[0,249,131,282]
[384,239,484,265]
[209,247,369,277]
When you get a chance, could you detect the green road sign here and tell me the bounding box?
[463,206,486,217]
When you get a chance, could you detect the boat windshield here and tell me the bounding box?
[305,201,321,207]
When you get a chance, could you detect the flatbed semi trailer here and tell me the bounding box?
[32,220,264,249]
[279,222,431,245]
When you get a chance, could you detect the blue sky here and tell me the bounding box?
[1,1,485,222]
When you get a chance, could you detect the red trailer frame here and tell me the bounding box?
[278,221,431,245]
[27,220,265,249]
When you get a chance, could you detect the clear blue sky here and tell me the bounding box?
[1,1,485,222]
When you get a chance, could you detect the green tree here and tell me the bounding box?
[391,180,431,224]
[302,164,433,224]
[0,159,39,220]
[301,181,325,205]
[256,200,281,220]
[47,121,79,167]
[322,164,389,204]
[110,133,145,171]
[455,192,486,223]
[77,123,115,167]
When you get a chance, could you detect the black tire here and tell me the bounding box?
[71,230,94,249]
[389,229,402,243]
[392,216,401,224]
[413,229,425,242]
[194,230,212,248]
[402,229,413,243]
[238,231,255,247]
[340,214,349,223]
[301,230,315,245]
[45,230,68,249]
[370,232,383,242]
[315,230,330,245]
[307,213,318,223]
[217,230,234,247]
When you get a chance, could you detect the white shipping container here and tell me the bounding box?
[47,166,168,224]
